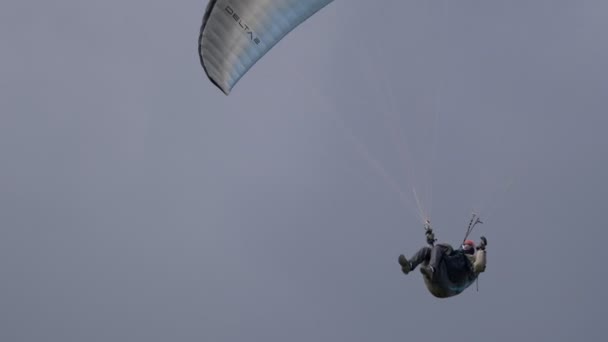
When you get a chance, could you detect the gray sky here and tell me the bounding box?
[1,0,607,341]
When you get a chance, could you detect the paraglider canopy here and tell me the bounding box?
[198,0,334,95]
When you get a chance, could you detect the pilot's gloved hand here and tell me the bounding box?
[425,231,436,245]
[476,236,487,250]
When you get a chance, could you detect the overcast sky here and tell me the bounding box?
[1,1,607,341]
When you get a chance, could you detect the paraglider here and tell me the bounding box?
[198,0,334,95]
[398,217,488,298]
[197,1,497,300]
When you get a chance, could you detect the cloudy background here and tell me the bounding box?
[1,0,607,341]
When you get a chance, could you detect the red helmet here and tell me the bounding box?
[462,240,476,255]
